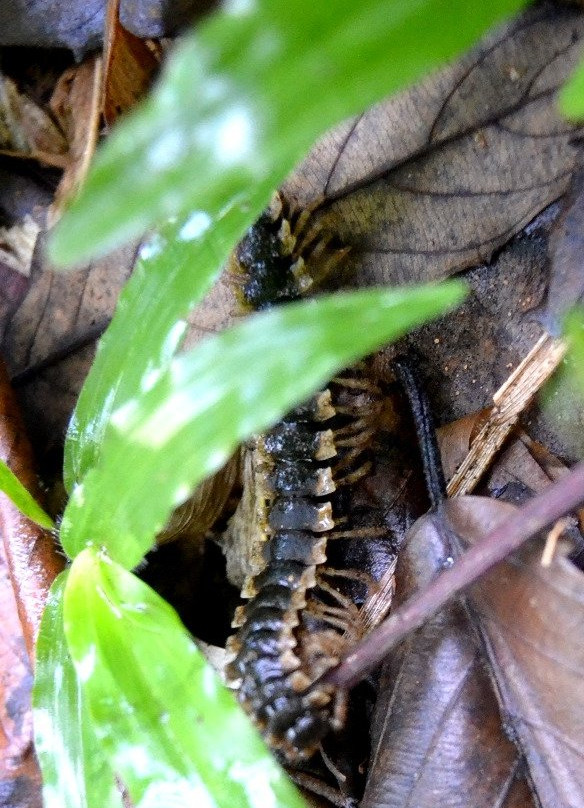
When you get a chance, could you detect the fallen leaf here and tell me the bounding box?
[0,216,39,278]
[362,497,534,808]
[285,4,583,287]
[0,537,42,808]
[0,360,64,657]
[102,0,160,127]
[439,498,584,808]
[48,55,102,224]
[0,74,68,166]
[3,241,137,465]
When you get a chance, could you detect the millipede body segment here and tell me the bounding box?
[224,193,385,761]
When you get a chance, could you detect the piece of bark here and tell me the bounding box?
[363,498,534,808]
[447,334,566,496]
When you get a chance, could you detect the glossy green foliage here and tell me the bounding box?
[63,212,236,491]
[565,309,584,391]
[33,573,123,808]
[559,58,584,118]
[60,282,464,567]
[63,549,304,808]
[49,0,524,266]
[0,458,54,529]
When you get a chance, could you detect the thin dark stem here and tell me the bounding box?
[323,461,584,689]
[393,355,446,509]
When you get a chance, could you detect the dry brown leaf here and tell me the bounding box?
[285,4,583,289]
[439,497,584,808]
[0,538,42,808]
[0,216,39,281]
[102,0,160,126]
[362,498,534,808]
[0,74,68,167]
[0,359,64,807]
[0,360,63,658]
[3,241,137,462]
[48,55,102,225]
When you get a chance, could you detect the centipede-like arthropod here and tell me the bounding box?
[223,194,392,762]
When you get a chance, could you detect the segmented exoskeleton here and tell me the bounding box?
[223,194,392,761]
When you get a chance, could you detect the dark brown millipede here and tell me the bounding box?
[223,193,392,762]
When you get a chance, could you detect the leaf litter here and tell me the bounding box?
[1,2,584,807]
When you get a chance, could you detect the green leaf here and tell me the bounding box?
[33,572,124,808]
[60,282,465,567]
[558,57,584,119]
[50,0,525,266]
[0,458,54,529]
[564,308,584,392]
[63,211,240,491]
[63,549,305,808]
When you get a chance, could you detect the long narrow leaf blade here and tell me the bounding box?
[60,282,465,567]
[63,549,306,808]
[33,572,124,808]
[49,0,525,266]
[63,211,240,490]
[0,458,54,529]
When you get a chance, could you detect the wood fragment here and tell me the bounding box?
[447,333,567,496]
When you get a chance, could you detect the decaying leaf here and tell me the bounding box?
[442,498,584,808]
[285,4,584,288]
[3,240,137,466]
[363,497,534,808]
[0,537,42,808]
[102,0,160,126]
[0,74,68,166]
[0,217,40,280]
[48,55,102,225]
[0,361,63,657]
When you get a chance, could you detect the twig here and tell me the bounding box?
[323,461,584,689]
[447,333,566,496]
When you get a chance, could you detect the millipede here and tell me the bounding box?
[223,193,393,762]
